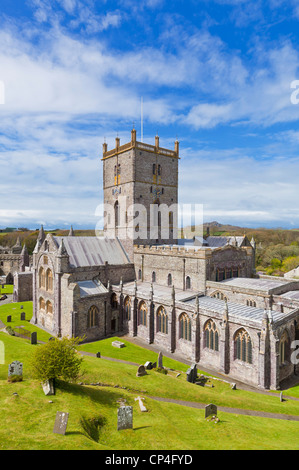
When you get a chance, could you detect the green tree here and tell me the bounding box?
[30,337,83,383]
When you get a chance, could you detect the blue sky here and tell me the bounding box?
[1,0,299,230]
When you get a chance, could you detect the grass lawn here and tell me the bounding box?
[0,285,13,295]
[0,301,52,343]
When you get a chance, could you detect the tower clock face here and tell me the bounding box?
[153,188,161,198]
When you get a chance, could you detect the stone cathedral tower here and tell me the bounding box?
[102,129,179,260]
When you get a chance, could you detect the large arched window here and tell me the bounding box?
[88,305,98,328]
[179,313,192,341]
[39,297,45,311]
[46,300,53,315]
[204,320,219,351]
[138,301,147,327]
[279,331,290,365]
[46,269,53,292]
[39,267,46,289]
[157,306,168,334]
[124,296,131,321]
[235,329,252,364]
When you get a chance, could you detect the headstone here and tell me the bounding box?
[7,315,11,322]
[191,363,197,382]
[136,364,147,377]
[152,362,157,369]
[53,411,69,435]
[31,331,37,345]
[158,351,163,369]
[205,403,217,419]
[280,391,284,402]
[42,379,55,396]
[144,361,153,370]
[135,396,147,412]
[117,406,133,431]
[20,312,25,321]
[186,368,193,383]
[8,361,23,377]
[112,341,125,348]
[231,383,237,390]
[96,352,101,358]
[20,305,23,309]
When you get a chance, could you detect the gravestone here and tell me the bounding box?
[112,340,125,348]
[117,405,133,431]
[280,391,284,402]
[7,315,11,323]
[96,352,101,358]
[135,396,147,412]
[20,312,25,321]
[186,364,197,383]
[31,331,37,345]
[158,352,163,369]
[144,361,153,370]
[53,411,69,435]
[8,361,23,377]
[205,403,217,419]
[42,379,55,396]
[136,364,147,377]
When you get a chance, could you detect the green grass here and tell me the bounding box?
[0,306,299,449]
[0,285,13,295]
[0,301,52,343]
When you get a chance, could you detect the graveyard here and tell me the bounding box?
[1,300,299,449]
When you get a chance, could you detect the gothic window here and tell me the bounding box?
[158,164,161,176]
[124,296,131,321]
[186,276,191,290]
[138,301,147,327]
[39,297,45,311]
[114,201,120,228]
[235,329,252,364]
[157,306,168,334]
[246,299,256,307]
[111,293,118,309]
[232,267,239,278]
[46,269,53,292]
[204,320,219,351]
[211,291,227,301]
[39,267,46,289]
[87,305,98,328]
[167,273,172,286]
[46,300,53,315]
[152,271,156,283]
[153,164,156,175]
[279,331,289,365]
[179,313,192,341]
[138,269,142,280]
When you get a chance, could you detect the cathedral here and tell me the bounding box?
[15,129,299,390]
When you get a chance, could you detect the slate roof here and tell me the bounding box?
[77,280,108,298]
[218,277,294,293]
[53,236,130,268]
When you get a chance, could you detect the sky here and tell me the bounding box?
[1,0,299,230]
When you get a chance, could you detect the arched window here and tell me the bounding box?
[157,306,168,334]
[167,273,172,286]
[158,164,161,176]
[153,164,156,175]
[179,313,192,341]
[279,331,289,365]
[204,320,219,351]
[114,201,120,228]
[88,305,98,328]
[138,269,142,280]
[235,329,252,364]
[39,267,46,289]
[152,271,156,283]
[246,299,256,307]
[46,269,53,292]
[124,296,131,321]
[211,291,228,301]
[39,297,45,311]
[46,300,53,315]
[138,301,147,327]
[111,293,118,309]
[186,276,191,290]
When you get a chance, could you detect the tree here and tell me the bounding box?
[30,337,83,383]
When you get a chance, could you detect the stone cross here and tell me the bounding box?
[117,406,133,431]
[158,351,163,369]
[135,396,147,412]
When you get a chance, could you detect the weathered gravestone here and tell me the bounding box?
[135,396,147,412]
[20,312,25,321]
[186,364,197,384]
[96,352,101,358]
[8,361,23,378]
[112,340,125,348]
[144,361,153,370]
[136,364,147,377]
[205,403,217,419]
[31,331,37,345]
[117,406,133,431]
[6,315,11,323]
[42,379,55,396]
[53,411,69,435]
[158,351,163,369]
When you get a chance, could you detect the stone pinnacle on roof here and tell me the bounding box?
[14,237,22,248]
[21,243,28,255]
[37,225,46,243]
[68,226,75,236]
[58,238,68,256]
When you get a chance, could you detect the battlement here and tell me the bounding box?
[102,129,179,160]
[133,243,211,259]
